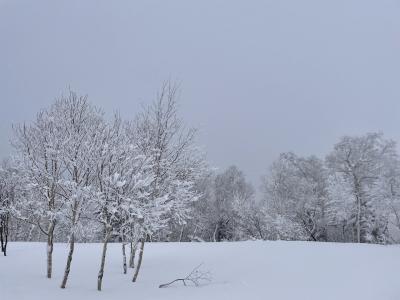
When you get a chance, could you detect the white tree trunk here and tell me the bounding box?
[356,196,361,243]
[179,225,184,242]
[60,232,75,289]
[129,241,137,268]
[132,240,145,282]
[46,221,55,279]
[97,232,110,291]
[213,224,218,242]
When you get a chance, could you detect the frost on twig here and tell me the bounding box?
[159,263,212,288]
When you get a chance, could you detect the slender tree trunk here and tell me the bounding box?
[47,221,56,278]
[4,215,9,256]
[0,224,4,255]
[179,225,184,242]
[353,177,362,243]
[213,224,218,242]
[122,243,127,274]
[129,241,136,268]
[97,232,110,291]
[356,196,361,243]
[257,225,264,240]
[132,240,145,282]
[60,232,75,289]
[3,231,7,256]
[28,224,35,241]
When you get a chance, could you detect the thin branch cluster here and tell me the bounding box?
[159,263,212,288]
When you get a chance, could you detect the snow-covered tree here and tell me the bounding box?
[232,191,269,240]
[369,149,400,242]
[326,174,356,241]
[130,82,206,282]
[219,166,254,241]
[182,166,256,242]
[208,166,254,241]
[177,171,215,242]
[56,92,107,289]
[262,153,329,241]
[94,115,153,291]
[12,103,69,277]
[0,159,18,256]
[326,133,397,243]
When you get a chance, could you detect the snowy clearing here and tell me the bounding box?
[1,241,399,300]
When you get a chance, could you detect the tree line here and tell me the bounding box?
[173,134,400,245]
[1,84,400,291]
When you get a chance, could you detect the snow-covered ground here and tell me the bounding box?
[1,241,399,300]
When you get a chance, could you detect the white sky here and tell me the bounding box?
[1,0,400,187]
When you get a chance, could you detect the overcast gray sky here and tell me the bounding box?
[1,0,399,186]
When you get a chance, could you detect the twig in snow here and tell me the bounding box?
[159,263,212,288]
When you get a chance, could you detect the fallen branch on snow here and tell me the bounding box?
[159,263,211,288]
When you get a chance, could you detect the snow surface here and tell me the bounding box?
[1,241,399,300]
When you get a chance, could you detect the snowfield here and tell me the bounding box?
[1,241,399,300]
